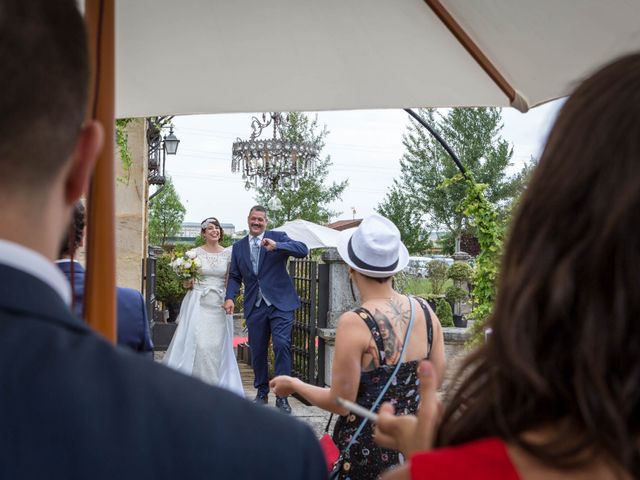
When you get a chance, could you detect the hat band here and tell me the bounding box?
[348,238,399,273]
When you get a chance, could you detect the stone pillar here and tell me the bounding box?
[114,118,148,290]
[317,247,359,385]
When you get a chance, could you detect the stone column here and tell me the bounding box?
[114,118,148,290]
[317,247,359,385]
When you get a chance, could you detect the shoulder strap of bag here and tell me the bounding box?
[338,295,415,458]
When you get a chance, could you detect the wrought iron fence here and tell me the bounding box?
[288,258,318,387]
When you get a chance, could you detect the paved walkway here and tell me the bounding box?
[237,362,331,437]
[155,349,331,438]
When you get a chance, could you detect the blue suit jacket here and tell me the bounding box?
[0,263,327,479]
[56,261,153,356]
[225,231,308,318]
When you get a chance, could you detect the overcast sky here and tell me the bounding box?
[164,102,563,230]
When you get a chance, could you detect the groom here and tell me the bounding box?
[224,206,308,413]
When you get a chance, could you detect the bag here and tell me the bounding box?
[319,414,339,472]
[328,295,416,479]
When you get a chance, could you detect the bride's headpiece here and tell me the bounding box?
[201,217,219,229]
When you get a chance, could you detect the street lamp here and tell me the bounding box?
[148,117,180,190]
[163,125,180,155]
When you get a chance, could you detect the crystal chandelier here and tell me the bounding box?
[232,112,319,190]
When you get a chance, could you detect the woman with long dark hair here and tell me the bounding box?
[377,54,640,479]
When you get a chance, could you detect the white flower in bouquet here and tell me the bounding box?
[185,250,197,259]
[170,251,202,283]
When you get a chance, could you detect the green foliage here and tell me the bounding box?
[443,173,503,331]
[234,291,244,314]
[447,262,473,283]
[253,113,348,226]
[115,118,134,184]
[426,260,448,295]
[148,177,186,246]
[155,255,186,305]
[445,285,468,304]
[435,298,453,327]
[394,107,528,246]
[377,182,432,254]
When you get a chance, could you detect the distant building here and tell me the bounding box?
[327,219,362,231]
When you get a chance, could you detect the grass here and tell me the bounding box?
[398,276,453,297]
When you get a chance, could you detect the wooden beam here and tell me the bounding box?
[84,0,117,343]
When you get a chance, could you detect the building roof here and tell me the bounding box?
[327,219,362,231]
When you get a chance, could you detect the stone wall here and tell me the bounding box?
[115,118,148,290]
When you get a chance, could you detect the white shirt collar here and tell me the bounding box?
[251,232,265,242]
[0,240,72,306]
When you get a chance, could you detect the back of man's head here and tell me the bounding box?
[0,0,89,192]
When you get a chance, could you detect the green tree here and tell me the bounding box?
[396,108,527,249]
[148,177,186,245]
[253,113,348,226]
[376,181,432,254]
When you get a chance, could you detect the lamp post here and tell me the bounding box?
[148,118,180,200]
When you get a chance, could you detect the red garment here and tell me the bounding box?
[411,438,520,479]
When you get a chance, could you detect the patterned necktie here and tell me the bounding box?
[251,236,260,274]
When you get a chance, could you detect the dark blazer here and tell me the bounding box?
[57,261,153,356]
[226,231,308,318]
[0,264,326,480]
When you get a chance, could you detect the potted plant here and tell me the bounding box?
[155,254,187,321]
[445,285,468,328]
[426,260,448,295]
[435,298,453,327]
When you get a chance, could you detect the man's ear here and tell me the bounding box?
[65,120,104,204]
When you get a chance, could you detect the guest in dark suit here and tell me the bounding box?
[56,203,154,357]
[224,205,308,413]
[0,2,326,479]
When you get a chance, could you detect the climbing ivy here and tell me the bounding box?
[115,118,134,184]
[442,173,502,339]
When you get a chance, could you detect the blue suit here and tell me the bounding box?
[57,261,154,357]
[0,263,327,479]
[226,231,308,395]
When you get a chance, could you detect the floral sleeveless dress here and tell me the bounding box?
[331,298,433,480]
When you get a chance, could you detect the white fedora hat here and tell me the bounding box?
[336,214,409,278]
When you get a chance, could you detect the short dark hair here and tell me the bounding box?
[249,205,267,217]
[200,217,224,242]
[0,0,89,190]
[59,202,85,258]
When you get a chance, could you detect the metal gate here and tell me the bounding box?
[289,258,317,385]
[288,258,329,390]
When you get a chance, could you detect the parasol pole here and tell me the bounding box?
[84,0,117,342]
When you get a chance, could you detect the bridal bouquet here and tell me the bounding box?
[170,250,202,282]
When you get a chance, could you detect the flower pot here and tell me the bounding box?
[453,314,467,328]
[167,302,182,322]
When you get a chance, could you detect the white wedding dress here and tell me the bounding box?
[163,247,244,396]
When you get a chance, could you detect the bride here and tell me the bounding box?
[163,217,244,396]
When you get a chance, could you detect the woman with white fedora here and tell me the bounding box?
[271,214,445,479]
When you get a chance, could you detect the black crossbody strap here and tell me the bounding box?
[416,298,434,358]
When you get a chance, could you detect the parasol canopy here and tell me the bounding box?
[115,0,640,118]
